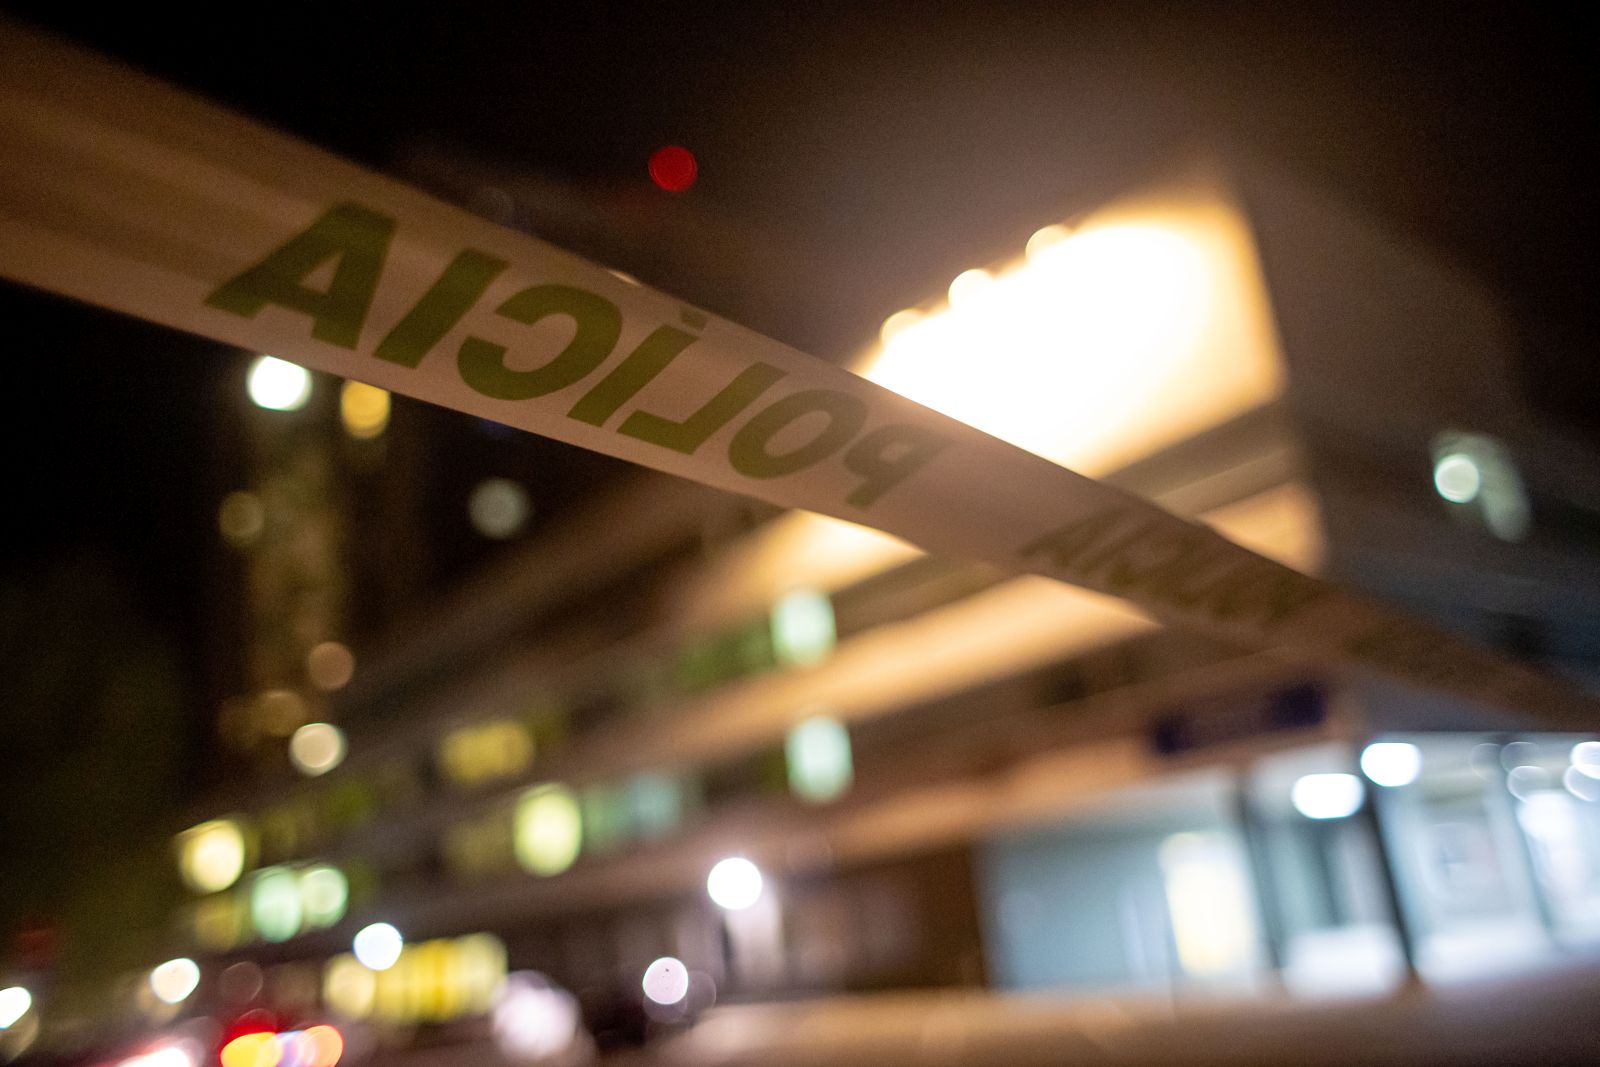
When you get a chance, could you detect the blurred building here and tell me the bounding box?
[102,162,1600,1056]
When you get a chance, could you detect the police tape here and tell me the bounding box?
[0,18,1588,726]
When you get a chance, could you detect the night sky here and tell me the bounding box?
[1,2,1595,824]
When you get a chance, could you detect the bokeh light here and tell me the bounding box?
[293,1026,344,1067]
[1432,452,1482,503]
[339,380,390,439]
[648,145,697,192]
[1360,742,1423,788]
[220,1031,280,1067]
[251,866,304,942]
[770,589,836,667]
[149,958,200,1005]
[299,865,349,928]
[352,923,403,971]
[218,491,266,546]
[0,986,31,1029]
[247,356,312,411]
[514,784,583,876]
[468,478,531,539]
[707,856,763,910]
[306,642,356,692]
[492,972,582,1064]
[947,267,993,306]
[178,818,247,894]
[289,723,347,777]
[785,715,853,803]
[1290,773,1365,819]
[641,957,689,1006]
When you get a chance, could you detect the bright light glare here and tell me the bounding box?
[1024,223,1072,260]
[947,268,993,306]
[247,356,312,411]
[1571,741,1600,780]
[1433,452,1482,503]
[0,986,31,1028]
[118,1045,197,1067]
[865,223,1212,466]
[149,957,200,1005]
[340,380,390,439]
[1291,773,1365,819]
[1360,742,1423,788]
[178,818,247,894]
[352,922,403,971]
[878,308,923,347]
[289,723,347,776]
[641,957,689,1005]
[707,857,763,911]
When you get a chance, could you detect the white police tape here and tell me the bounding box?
[0,19,1587,725]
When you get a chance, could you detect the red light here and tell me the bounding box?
[648,146,697,192]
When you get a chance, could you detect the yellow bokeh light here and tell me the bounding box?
[323,954,376,1020]
[946,267,993,306]
[178,818,248,894]
[221,1031,281,1067]
[438,720,534,787]
[514,784,583,876]
[340,380,390,439]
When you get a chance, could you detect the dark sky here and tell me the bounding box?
[0,2,1595,789]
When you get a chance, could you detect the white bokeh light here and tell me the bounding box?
[1291,773,1365,820]
[641,957,690,1006]
[1360,742,1422,788]
[0,986,31,1029]
[706,857,764,911]
[492,972,582,1064]
[149,958,200,1005]
[247,356,312,411]
[1432,452,1482,503]
[352,922,403,971]
[289,722,347,777]
[1570,741,1600,780]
